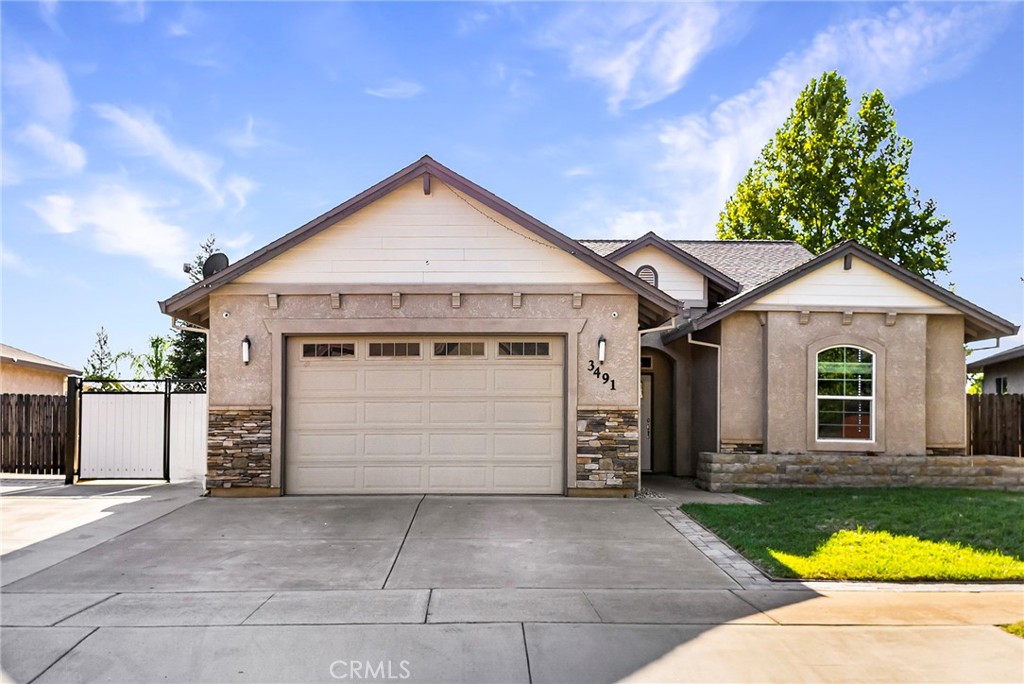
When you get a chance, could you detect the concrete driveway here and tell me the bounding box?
[2,481,1022,683]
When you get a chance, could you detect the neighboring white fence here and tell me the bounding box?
[78,380,207,482]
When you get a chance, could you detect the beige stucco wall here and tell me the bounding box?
[762,311,928,454]
[0,363,68,395]
[720,312,764,447]
[207,287,641,488]
[926,316,966,449]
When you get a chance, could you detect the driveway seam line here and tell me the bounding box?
[520,622,533,684]
[729,589,782,626]
[580,590,605,623]
[50,592,120,627]
[27,625,99,684]
[423,588,432,624]
[240,592,276,625]
[382,494,425,590]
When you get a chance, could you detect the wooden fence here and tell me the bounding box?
[967,394,1023,458]
[0,394,68,475]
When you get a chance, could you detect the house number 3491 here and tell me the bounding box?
[587,360,616,390]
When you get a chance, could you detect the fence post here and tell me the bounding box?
[163,379,172,482]
[64,377,79,484]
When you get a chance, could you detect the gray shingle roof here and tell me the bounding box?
[578,239,813,291]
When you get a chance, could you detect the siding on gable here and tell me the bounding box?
[748,256,958,311]
[611,245,705,303]
[235,180,615,286]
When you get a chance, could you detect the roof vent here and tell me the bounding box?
[636,265,658,288]
[202,253,230,279]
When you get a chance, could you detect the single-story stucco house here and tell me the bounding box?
[967,344,1024,395]
[0,344,81,395]
[159,156,1018,497]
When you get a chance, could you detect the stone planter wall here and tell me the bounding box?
[208,407,272,492]
[574,409,639,494]
[697,452,1024,492]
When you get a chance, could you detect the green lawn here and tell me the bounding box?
[681,488,1024,581]
[1003,621,1024,639]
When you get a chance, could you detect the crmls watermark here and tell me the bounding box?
[329,660,411,681]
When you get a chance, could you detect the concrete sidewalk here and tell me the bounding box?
[2,588,1022,683]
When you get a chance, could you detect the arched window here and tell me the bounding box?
[816,346,874,440]
[636,265,658,287]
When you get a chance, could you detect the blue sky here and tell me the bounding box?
[2,1,1022,371]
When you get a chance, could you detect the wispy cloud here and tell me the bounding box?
[2,52,85,179]
[365,79,424,100]
[93,104,254,209]
[539,4,725,113]
[30,186,191,278]
[0,242,38,277]
[38,0,61,33]
[226,115,259,154]
[111,0,147,25]
[16,124,86,174]
[4,53,76,129]
[564,166,594,178]
[572,3,1012,238]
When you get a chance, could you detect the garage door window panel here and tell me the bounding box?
[498,341,550,357]
[433,341,485,357]
[368,342,421,358]
[302,343,355,358]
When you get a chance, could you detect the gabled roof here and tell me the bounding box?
[603,232,741,300]
[577,239,813,292]
[664,240,1018,344]
[966,343,1024,372]
[160,156,678,328]
[0,344,81,376]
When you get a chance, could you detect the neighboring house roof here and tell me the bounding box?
[967,344,1024,372]
[161,156,679,328]
[664,240,1018,344]
[602,232,741,300]
[0,344,81,376]
[578,239,813,292]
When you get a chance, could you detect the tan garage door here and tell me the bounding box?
[286,336,564,494]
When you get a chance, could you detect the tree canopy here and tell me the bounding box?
[716,71,954,280]
[167,234,216,379]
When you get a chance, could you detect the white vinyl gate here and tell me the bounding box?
[79,382,207,480]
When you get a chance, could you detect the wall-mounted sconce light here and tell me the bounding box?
[242,336,251,365]
[597,335,606,363]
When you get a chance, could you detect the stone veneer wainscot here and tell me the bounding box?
[208,407,272,490]
[697,452,1024,492]
[575,409,640,493]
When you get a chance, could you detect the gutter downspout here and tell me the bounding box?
[633,316,678,494]
[687,333,721,453]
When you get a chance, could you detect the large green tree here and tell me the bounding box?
[167,235,216,379]
[717,71,954,280]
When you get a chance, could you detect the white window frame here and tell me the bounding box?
[814,345,875,443]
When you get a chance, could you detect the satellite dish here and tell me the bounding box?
[202,252,230,279]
